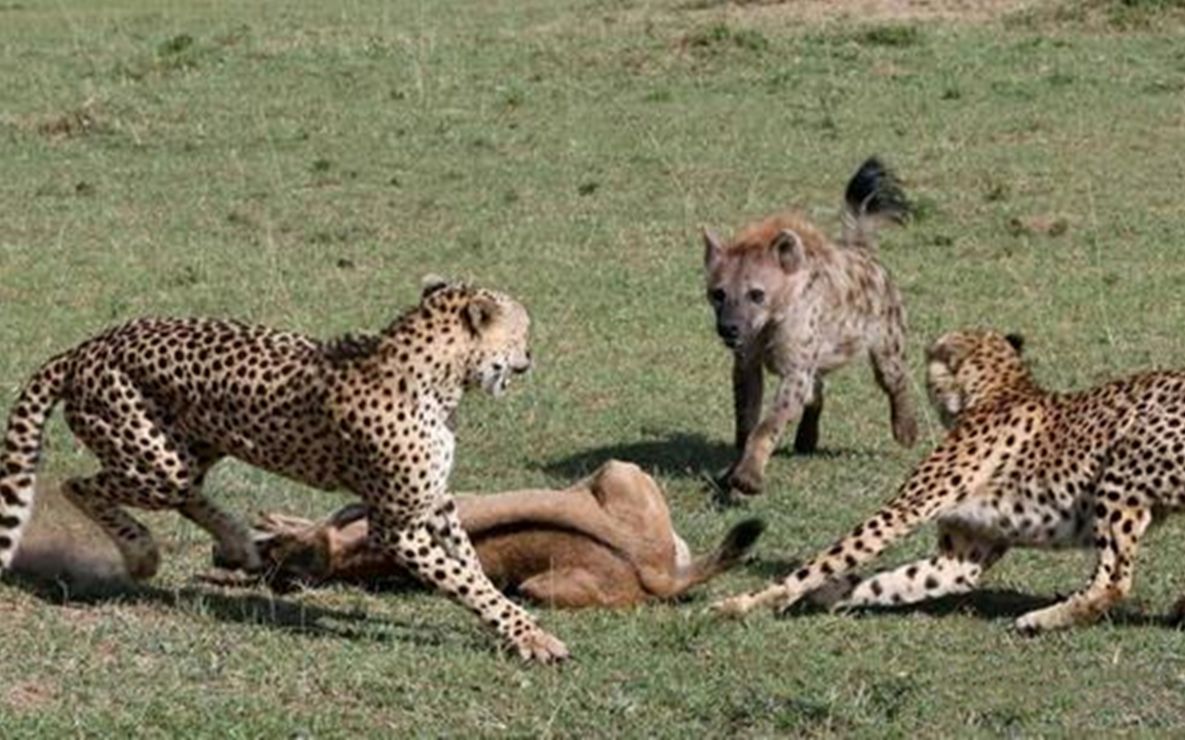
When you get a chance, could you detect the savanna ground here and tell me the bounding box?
[3,0,1185,734]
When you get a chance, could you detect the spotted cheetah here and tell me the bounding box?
[714,329,1185,633]
[0,277,568,663]
[703,157,917,497]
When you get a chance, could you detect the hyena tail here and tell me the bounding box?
[841,156,911,250]
[0,354,71,571]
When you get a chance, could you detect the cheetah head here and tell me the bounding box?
[454,288,532,398]
[925,329,1026,428]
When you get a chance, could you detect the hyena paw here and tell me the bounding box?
[727,463,765,496]
[893,413,919,448]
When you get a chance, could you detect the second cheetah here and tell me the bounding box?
[714,329,1185,633]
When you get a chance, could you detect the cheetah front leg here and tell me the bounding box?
[729,367,814,495]
[715,444,973,617]
[1015,495,1151,634]
[809,525,1008,610]
[372,506,569,663]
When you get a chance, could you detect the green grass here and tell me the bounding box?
[3,0,1185,734]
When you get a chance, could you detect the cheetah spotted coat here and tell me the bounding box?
[715,329,1185,633]
[0,280,568,662]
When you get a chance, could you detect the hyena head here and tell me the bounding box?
[702,218,815,350]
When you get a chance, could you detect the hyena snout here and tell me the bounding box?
[716,321,741,347]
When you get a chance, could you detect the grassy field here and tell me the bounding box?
[3,0,1185,734]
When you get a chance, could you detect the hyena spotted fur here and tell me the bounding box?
[703,157,918,497]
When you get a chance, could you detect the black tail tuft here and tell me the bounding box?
[844,157,911,224]
[718,517,766,561]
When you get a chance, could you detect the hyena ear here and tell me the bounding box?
[464,295,500,335]
[702,228,724,270]
[420,274,451,300]
[772,229,805,273]
[1004,332,1025,354]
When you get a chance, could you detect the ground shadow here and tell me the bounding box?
[536,429,877,482]
[2,568,479,651]
[536,431,733,480]
[799,589,1178,628]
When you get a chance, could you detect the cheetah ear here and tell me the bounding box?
[772,229,805,273]
[420,274,450,300]
[702,228,723,271]
[464,295,500,334]
[1004,333,1025,354]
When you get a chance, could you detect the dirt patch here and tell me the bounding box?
[4,682,57,713]
[36,98,105,140]
[684,0,1039,25]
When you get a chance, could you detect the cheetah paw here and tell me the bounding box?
[1013,606,1062,636]
[710,593,759,619]
[211,541,263,574]
[515,629,570,665]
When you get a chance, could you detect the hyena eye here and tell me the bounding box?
[708,288,726,304]
[747,288,765,304]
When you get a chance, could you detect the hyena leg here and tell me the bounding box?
[793,378,825,454]
[870,340,917,447]
[731,350,764,453]
[1015,491,1151,634]
[730,368,814,495]
[809,525,1008,609]
[370,505,569,663]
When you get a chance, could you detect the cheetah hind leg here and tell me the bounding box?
[808,526,1008,611]
[62,475,161,580]
[1015,497,1151,634]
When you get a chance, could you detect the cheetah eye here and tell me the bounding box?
[708,288,726,304]
[747,288,765,305]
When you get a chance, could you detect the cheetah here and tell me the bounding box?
[703,157,917,497]
[0,277,569,663]
[713,329,1185,633]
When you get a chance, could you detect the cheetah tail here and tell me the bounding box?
[840,156,911,250]
[0,354,71,571]
[674,518,766,593]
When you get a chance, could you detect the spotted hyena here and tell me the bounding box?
[703,157,918,496]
